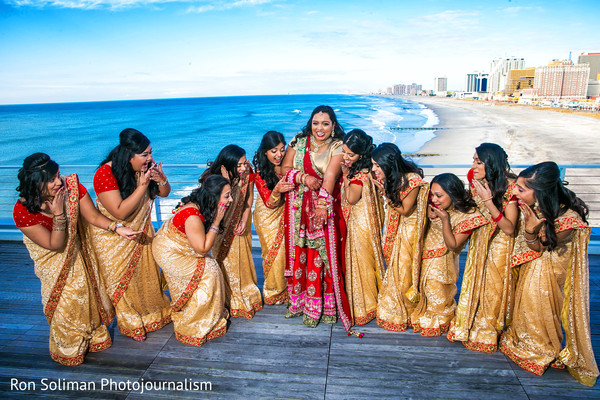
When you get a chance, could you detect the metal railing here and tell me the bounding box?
[1,164,599,232]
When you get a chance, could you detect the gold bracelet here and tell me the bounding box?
[52,219,66,231]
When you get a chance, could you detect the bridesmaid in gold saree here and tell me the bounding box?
[201,145,262,318]
[411,173,487,337]
[371,143,428,332]
[448,143,519,352]
[90,128,171,341]
[14,153,140,365]
[341,129,385,326]
[500,162,598,387]
[252,131,295,305]
[152,175,231,346]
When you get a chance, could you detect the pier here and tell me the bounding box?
[0,240,599,399]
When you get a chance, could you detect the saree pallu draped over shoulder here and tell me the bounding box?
[152,217,228,346]
[284,136,352,331]
[500,210,599,387]
[448,180,518,352]
[376,174,428,332]
[253,174,288,305]
[23,174,112,366]
[342,170,386,326]
[87,189,171,338]
[212,174,263,318]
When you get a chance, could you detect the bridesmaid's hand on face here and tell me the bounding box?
[370,177,384,193]
[47,186,66,216]
[149,162,167,184]
[519,201,545,234]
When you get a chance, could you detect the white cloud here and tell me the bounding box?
[6,0,277,11]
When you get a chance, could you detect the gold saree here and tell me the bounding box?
[448,181,517,352]
[412,209,488,337]
[342,170,386,325]
[253,190,288,305]
[152,218,228,346]
[22,174,111,366]
[213,175,262,318]
[500,210,599,387]
[376,174,428,331]
[87,191,171,338]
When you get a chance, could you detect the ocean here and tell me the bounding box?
[0,94,438,166]
[0,94,439,219]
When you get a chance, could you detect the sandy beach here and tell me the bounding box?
[409,96,600,165]
[405,96,600,226]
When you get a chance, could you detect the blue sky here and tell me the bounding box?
[1,0,598,104]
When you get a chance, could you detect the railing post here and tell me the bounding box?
[154,197,162,225]
[559,166,566,181]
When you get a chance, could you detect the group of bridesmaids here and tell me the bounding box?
[13,106,597,387]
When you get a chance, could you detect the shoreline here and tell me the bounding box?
[402,96,600,165]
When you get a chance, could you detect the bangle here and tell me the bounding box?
[52,219,66,231]
[53,212,66,217]
[209,225,219,233]
[525,236,539,244]
[492,212,503,222]
[113,223,124,233]
[481,196,493,202]
[524,229,537,236]
[159,179,168,186]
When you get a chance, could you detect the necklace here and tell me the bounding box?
[311,137,332,154]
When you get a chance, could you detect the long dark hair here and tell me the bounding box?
[16,153,60,213]
[475,143,516,210]
[181,175,229,233]
[371,143,423,206]
[343,129,375,179]
[201,145,246,185]
[101,128,158,199]
[253,131,286,191]
[431,173,476,214]
[289,105,344,147]
[518,161,588,251]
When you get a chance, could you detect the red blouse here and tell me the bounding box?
[94,164,120,194]
[253,171,283,209]
[172,207,205,234]
[13,182,88,231]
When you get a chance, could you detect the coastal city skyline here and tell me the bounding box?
[1,0,599,105]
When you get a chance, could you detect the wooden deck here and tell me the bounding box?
[0,240,598,399]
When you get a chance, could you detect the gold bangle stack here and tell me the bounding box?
[52,213,67,232]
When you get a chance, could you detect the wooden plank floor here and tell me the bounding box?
[0,239,598,399]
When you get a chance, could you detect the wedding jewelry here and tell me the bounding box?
[525,236,539,244]
[311,137,332,154]
[209,225,219,233]
[492,212,503,222]
[158,178,168,186]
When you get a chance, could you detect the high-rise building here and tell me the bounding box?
[488,57,525,94]
[392,84,406,95]
[533,61,590,99]
[505,68,536,96]
[466,72,489,93]
[433,77,447,92]
[577,52,600,98]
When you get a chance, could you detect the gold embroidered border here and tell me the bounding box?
[499,338,546,376]
[422,247,448,260]
[119,314,171,338]
[89,337,112,353]
[44,175,79,324]
[262,212,285,280]
[382,210,400,266]
[510,249,541,268]
[110,217,150,306]
[555,216,588,233]
[175,325,226,347]
[376,316,409,332]
[171,258,205,313]
[464,340,497,354]
[413,321,450,337]
[264,291,289,305]
[354,310,376,326]
[453,214,488,234]
[50,351,85,367]
[230,301,263,319]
